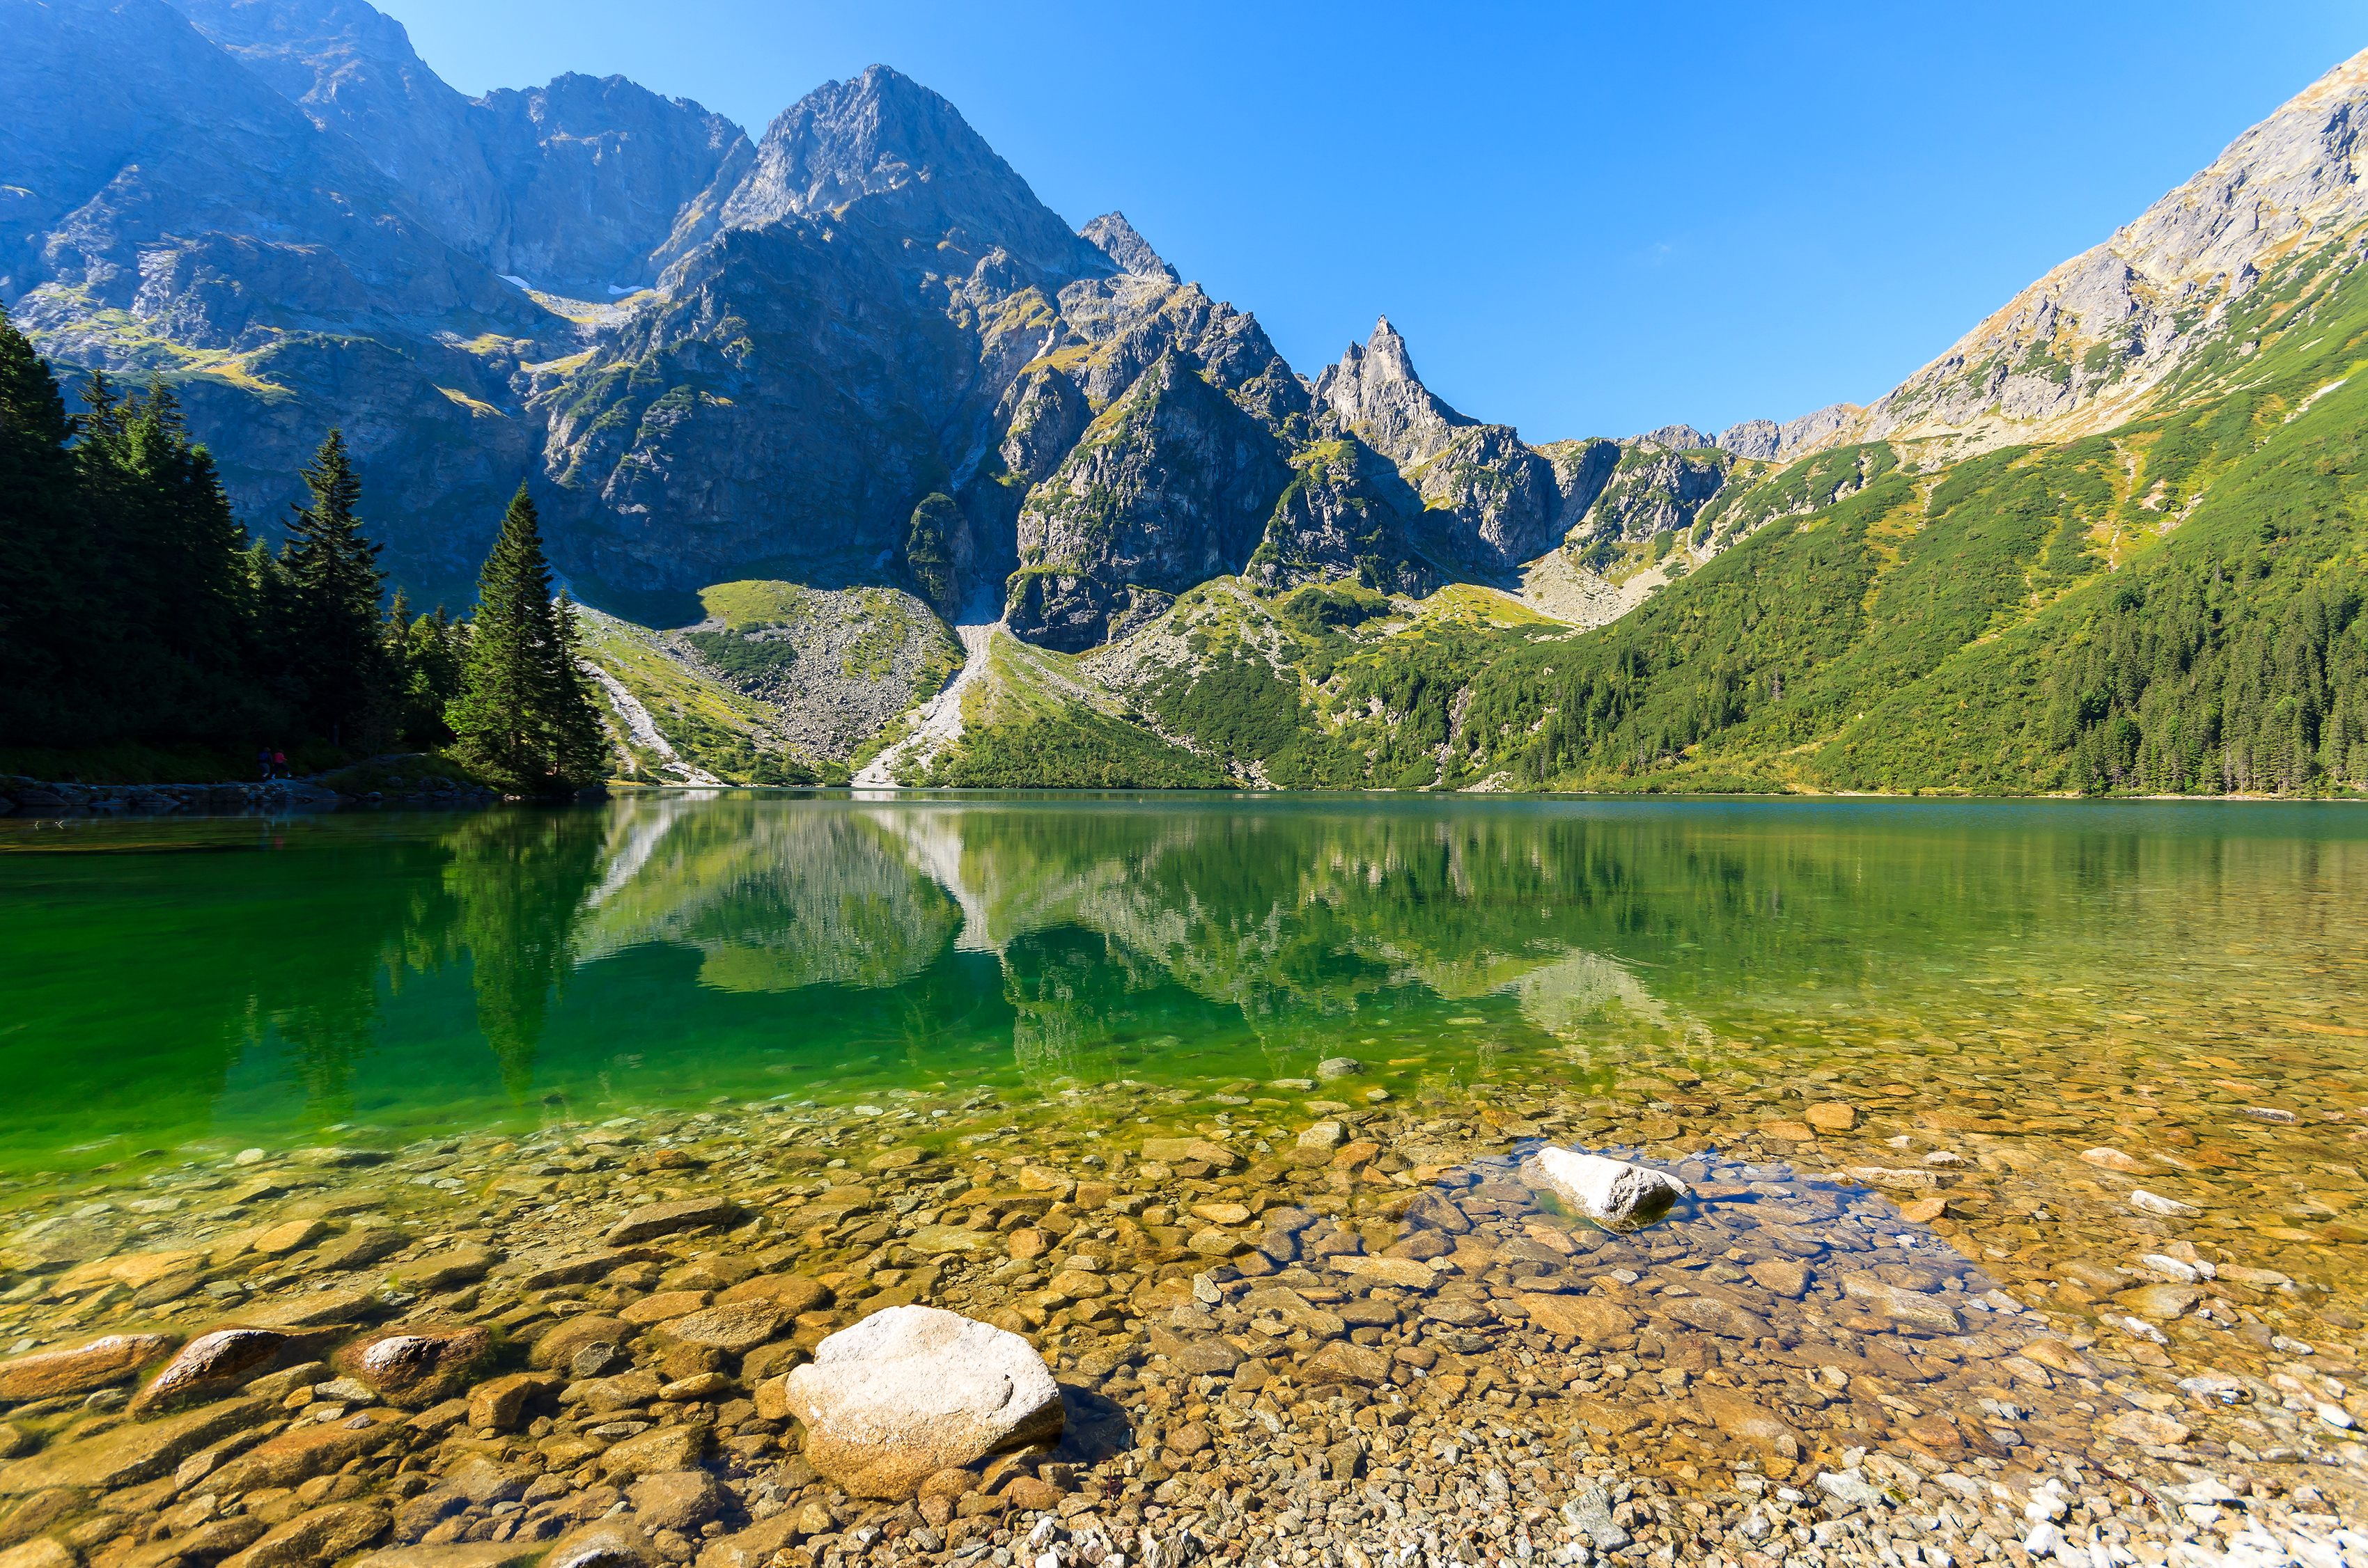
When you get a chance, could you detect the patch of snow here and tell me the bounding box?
[498,274,532,290]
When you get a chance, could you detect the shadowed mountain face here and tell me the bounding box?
[0,0,1752,628]
[10,1,2363,684]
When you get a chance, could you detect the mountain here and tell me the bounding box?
[5,2,2362,794]
[906,48,2368,798]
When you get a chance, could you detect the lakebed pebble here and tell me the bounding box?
[0,1063,2355,1568]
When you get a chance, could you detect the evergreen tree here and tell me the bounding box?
[0,305,81,742]
[279,429,394,747]
[447,485,609,793]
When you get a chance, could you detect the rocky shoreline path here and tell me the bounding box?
[0,1076,2360,1568]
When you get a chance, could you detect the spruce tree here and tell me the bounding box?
[0,305,80,741]
[281,429,394,747]
[447,485,609,793]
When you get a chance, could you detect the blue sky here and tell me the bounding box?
[390,1,2360,444]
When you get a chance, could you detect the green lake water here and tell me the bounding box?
[5,792,2367,1186]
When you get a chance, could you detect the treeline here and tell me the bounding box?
[2047,538,2367,796]
[0,308,607,792]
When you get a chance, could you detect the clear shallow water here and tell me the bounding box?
[3,791,2365,1186]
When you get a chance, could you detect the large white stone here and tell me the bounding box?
[782,1305,1063,1498]
[1521,1147,1691,1233]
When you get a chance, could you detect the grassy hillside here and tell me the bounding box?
[930,242,2368,799]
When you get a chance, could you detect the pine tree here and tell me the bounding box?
[447,485,609,793]
[280,429,394,748]
[0,304,81,742]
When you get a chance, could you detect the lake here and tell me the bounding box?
[2,790,2365,1537]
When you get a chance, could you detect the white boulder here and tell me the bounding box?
[1521,1147,1692,1232]
[782,1304,1064,1498]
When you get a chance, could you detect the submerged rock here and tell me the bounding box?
[0,1333,177,1403]
[333,1326,494,1408]
[1520,1147,1691,1232]
[784,1304,1062,1498]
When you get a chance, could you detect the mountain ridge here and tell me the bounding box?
[6,3,2365,793]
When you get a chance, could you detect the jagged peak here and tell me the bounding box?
[718,64,1100,279]
[1629,423,1713,452]
[1081,212,1178,282]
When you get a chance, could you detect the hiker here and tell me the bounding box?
[258,747,272,781]
[272,749,288,779]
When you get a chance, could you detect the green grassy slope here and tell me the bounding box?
[978,241,2368,797]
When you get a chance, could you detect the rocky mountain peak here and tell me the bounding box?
[1630,423,1711,451]
[1847,45,2368,453]
[719,64,1102,279]
[1080,212,1178,281]
[1313,315,1460,441]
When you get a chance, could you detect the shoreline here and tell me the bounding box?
[0,1075,2357,1568]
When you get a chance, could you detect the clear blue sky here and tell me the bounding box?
[388,1,2359,444]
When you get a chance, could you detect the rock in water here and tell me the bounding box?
[0,1333,177,1402]
[1520,1147,1691,1232]
[782,1304,1062,1498]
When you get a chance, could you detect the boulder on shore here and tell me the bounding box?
[782,1304,1063,1498]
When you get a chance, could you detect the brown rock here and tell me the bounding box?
[307,1229,407,1272]
[657,1303,787,1355]
[598,1425,708,1480]
[235,1290,380,1329]
[1697,1387,1803,1459]
[605,1200,742,1248]
[1899,1196,1949,1224]
[2117,1283,2204,1319]
[250,1221,331,1258]
[0,1541,75,1568]
[1662,1296,1764,1340]
[1522,1296,1636,1342]
[2018,1338,2098,1377]
[572,1370,664,1416]
[618,1292,710,1326]
[135,1331,320,1411]
[1839,1273,1963,1334]
[1805,1103,1858,1131]
[123,1516,269,1568]
[690,1516,797,1568]
[352,1545,547,1568]
[0,1334,177,1403]
[1745,1258,1809,1297]
[1138,1139,1240,1172]
[1145,1324,1241,1375]
[1758,1122,1816,1143]
[918,1468,974,1500]
[713,1275,832,1315]
[1300,1342,1391,1386]
[1328,1142,1381,1170]
[219,1503,389,1568]
[625,1471,722,1533]
[529,1317,634,1372]
[467,1373,554,1431]
[442,1455,534,1505]
[658,1372,733,1402]
[380,1248,496,1293]
[332,1328,492,1409]
[867,1148,928,1173]
[1003,1477,1060,1513]
[545,1521,652,1568]
[0,1397,271,1493]
[2103,1409,2190,1445]
[208,1417,396,1494]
